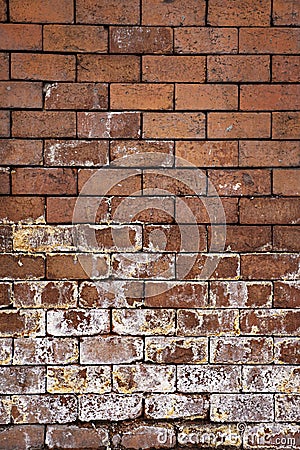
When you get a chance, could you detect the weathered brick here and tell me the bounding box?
[207,55,270,82]
[13,281,77,309]
[145,394,209,419]
[77,55,140,82]
[273,0,300,25]
[208,169,271,196]
[274,338,300,364]
[13,225,74,253]
[143,113,205,139]
[10,0,74,22]
[275,395,300,422]
[0,339,12,365]
[111,83,173,110]
[78,112,140,139]
[45,83,108,110]
[11,395,77,424]
[177,309,239,336]
[115,424,175,450]
[143,56,205,82]
[0,254,44,280]
[0,310,45,337]
[178,365,241,392]
[0,197,45,224]
[46,197,109,224]
[47,309,110,336]
[11,54,75,81]
[47,365,111,394]
[210,281,272,308]
[79,281,143,308]
[0,397,11,424]
[143,225,206,252]
[112,253,175,279]
[176,84,238,111]
[0,140,43,165]
[244,423,300,450]
[0,283,11,307]
[12,111,76,138]
[110,140,174,167]
[240,28,300,54]
[175,28,238,54]
[0,425,45,450]
[208,113,270,139]
[144,281,208,308]
[76,0,139,24]
[44,140,108,167]
[0,24,42,50]
[243,366,300,393]
[111,27,172,54]
[0,111,10,137]
[208,0,271,26]
[113,364,176,393]
[145,337,208,364]
[44,25,107,53]
[0,367,45,394]
[79,394,142,421]
[47,254,109,280]
[241,85,300,111]
[239,141,300,167]
[272,112,300,139]
[46,425,109,450]
[240,198,300,224]
[80,336,143,364]
[13,337,78,365]
[112,309,175,336]
[178,424,242,448]
[274,226,300,252]
[12,168,77,195]
[241,254,299,280]
[210,337,273,364]
[142,0,206,26]
[273,56,300,82]
[274,281,300,308]
[211,394,274,422]
[176,141,238,167]
[240,309,300,335]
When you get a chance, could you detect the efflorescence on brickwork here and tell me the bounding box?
[0,0,300,448]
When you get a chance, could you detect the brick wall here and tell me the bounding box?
[0,0,299,448]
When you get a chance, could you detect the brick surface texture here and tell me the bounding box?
[0,0,299,449]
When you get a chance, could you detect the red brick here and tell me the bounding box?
[240,309,300,335]
[176,197,239,224]
[274,338,300,364]
[44,25,107,53]
[0,24,42,50]
[0,225,12,252]
[78,55,140,83]
[113,364,175,393]
[273,0,300,25]
[78,168,141,196]
[0,310,44,337]
[13,281,77,309]
[0,111,10,137]
[13,337,78,365]
[176,141,238,167]
[208,169,271,196]
[81,336,143,364]
[46,425,109,450]
[12,168,76,195]
[11,395,77,424]
[79,281,143,308]
[240,28,300,54]
[177,309,238,336]
[175,28,238,54]
[112,309,175,336]
[144,225,206,252]
[0,0,6,21]
[0,140,43,165]
[273,169,300,195]
[208,226,272,252]
[110,140,174,167]
[0,367,45,394]
[111,196,175,224]
[143,169,206,195]
[142,0,205,25]
[241,85,300,111]
[241,254,300,280]
[208,113,270,139]
[110,27,172,54]
[0,197,44,224]
[0,254,44,280]
[45,83,108,110]
[76,0,139,24]
[12,111,76,138]
[112,253,175,279]
[79,394,142,421]
[176,84,238,111]
[143,56,205,82]
[208,0,271,26]
[0,53,9,80]
[210,281,272,308]
[211,394,273,422]
[46,254,109,280]
[0,425,44,450]
[145,336,208,363]
[11,54,75,81]
[46,197,110,224]
[47,309,110,336]
[110,84,173,110]
[0,283,11,308]
[143,113,205,139]
[273,112,300,139]
[145,393,208,420]
[177,254,239,280]
[0,169,10,194]
[273,226,300,252]
[0,82,42,108]
[240,198,300,225]
[45,140,108,167]
[78,112,140,139]
[210,337,273,364]
[274,281,300,308]
[116,424,175,450]
[239,141,300,167]
[273,56,300,82]
[144,281,208,308]
[208,55,270,82]
[10,0,74,23]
